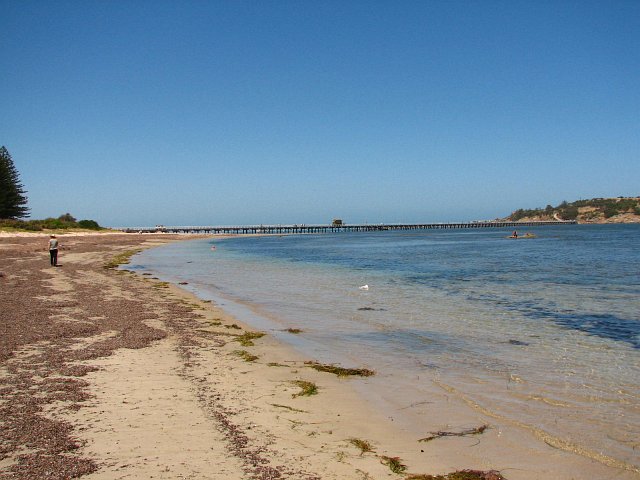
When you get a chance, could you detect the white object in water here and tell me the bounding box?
[359,285,369,290]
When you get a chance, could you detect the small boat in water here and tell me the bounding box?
[507,233,537,239]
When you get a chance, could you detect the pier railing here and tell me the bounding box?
[120,220,576,234]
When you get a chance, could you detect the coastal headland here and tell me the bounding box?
[1,233,636,479]
[504,196,640,224]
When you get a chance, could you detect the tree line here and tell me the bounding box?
[0,146,29,219]
[0,146,103,230]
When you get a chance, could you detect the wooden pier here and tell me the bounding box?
[121,220,576,235]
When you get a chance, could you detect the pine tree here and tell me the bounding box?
[0,146,30,219]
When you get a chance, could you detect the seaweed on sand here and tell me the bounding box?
[233,331,265,347]
[270,403,307,413]
[103,249,142,269]
[348,438,375,455]
[380,456,406,474]
[406,470,505,480]
[231,350,258,362]
[418,425,489,443]
[304,361,375,377]
[291,380,318,397]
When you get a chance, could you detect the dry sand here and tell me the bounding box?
[1,233,637,479]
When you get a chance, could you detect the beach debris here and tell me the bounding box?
[284,328,303,334]
[3,235,326,480]
[405,470,506,480]
[348,437,375,455]
[505,339,529,346]
[231,350,258,362]
[291,380,318,397]
[304,361,375,377]
[270,403,307,413]
[359,284,369,290]
[420,362,439,370]
[380,455,407,474]
[400,400,433,410]
[180,300,203,310]
[418,424,489,443]
[103,248,142,269]
[233,331,265,347]
[357,306,386,311]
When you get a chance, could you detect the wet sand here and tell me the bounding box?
[0,233,635,479]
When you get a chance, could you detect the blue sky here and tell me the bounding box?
[2,1,638,227]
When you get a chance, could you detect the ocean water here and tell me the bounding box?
[131,224,640,471]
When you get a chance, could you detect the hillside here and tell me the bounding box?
[504,197,640,224]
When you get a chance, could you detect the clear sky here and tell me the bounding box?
[2,1,638,227]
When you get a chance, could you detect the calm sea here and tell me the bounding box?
[131,224,640,471]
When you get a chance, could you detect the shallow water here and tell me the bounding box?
[131,224,640,471]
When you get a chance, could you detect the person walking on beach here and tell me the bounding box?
[48,235,59,266]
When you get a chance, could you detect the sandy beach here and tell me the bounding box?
[1,233,636,480]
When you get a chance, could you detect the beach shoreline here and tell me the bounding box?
[1,232,636,479]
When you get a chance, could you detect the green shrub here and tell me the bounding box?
[78,219,101,229]
[0,214,103,231]
[41,218,69,229]
[615,198,638,211]
[0,219,19,228]
[58,213,77,223]
[22,222,43,231]
[603,205,619,218]
[560,206,579,220]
